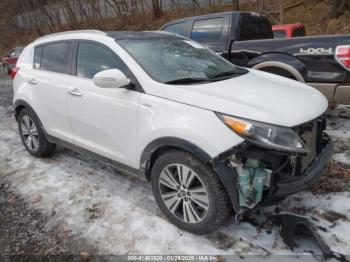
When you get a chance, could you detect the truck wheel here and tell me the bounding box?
[151,150,231,234]
[18,108,56,157]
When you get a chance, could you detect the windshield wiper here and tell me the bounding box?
[165,77,210,85]
[209,70,246,80]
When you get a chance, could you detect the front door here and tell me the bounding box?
[67,41,141,167]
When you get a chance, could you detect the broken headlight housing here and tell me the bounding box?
[217,114,309,154]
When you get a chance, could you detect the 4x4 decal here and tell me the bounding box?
[296,47,333,56]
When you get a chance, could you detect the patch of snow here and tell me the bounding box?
[326,105,350,166]
[0,98,349,256]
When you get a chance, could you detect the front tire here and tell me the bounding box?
[151,150,231,234]
[18,108,56,157]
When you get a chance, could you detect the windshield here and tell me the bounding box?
[118,38,247,84]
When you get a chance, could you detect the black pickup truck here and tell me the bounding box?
[160,11,350,104]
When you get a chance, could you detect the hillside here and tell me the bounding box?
[0,0,349,54]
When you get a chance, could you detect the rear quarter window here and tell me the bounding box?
[34,46,43,69]
[40,42,71,74]
[191,18,223,43]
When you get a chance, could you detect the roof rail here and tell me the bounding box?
[35,30,106,41]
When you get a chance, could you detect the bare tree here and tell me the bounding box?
[152,0,163,18]
[331,0,349,18]
[232,0,239,11]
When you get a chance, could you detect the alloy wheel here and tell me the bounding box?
[159,163,209,224]
[21,115,39,152]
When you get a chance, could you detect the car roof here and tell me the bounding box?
[33,30,183,45]
[107,31,183,40]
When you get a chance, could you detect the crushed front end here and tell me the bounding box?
[213,115,334,214]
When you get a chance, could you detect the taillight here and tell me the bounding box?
[10,67,19,80]
[335,45,350,70]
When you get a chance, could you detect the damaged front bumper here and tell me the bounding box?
[213,119,334,214]
[274,136,334,197]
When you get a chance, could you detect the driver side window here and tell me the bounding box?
[76,42,127,79]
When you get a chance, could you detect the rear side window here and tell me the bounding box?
[76,42,127,79]
[40,42,71,74]
[239,16,261,41]
[239,16,273,41]
[163,22,186,36]
[191,18,223,43]
[260,18,273,39]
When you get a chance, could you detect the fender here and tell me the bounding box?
[140,137,241,211]
[140,137,212,179]
[248,53,306,82]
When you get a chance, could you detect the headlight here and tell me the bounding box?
[217,113,309,154]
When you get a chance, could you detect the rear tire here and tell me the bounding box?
[151,150,231,234]
[18,108,56,157]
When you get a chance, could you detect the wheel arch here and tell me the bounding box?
[14,99,34,120]
[248,53,306,83]
[14,99,48,137]
[140,137,212,181]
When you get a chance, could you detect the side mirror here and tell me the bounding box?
[93,69,131,89]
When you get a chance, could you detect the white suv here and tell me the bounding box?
[13,30,333,234]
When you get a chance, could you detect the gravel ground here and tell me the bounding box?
[0,75,97,261]
[0,177,70,261]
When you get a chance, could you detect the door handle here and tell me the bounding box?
[28,78,38,85]
[68,88,82,97]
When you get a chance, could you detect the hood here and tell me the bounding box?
[163,69,328,127]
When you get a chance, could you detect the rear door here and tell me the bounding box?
[67,41,141,167]
[30,41,73,142]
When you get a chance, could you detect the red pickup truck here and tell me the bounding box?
[272,23,306,38]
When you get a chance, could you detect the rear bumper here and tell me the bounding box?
[274,135,334,197]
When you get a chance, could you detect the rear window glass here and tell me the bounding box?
[40,42,71,74]
[163,22,187,36]
[191,18,223,43]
